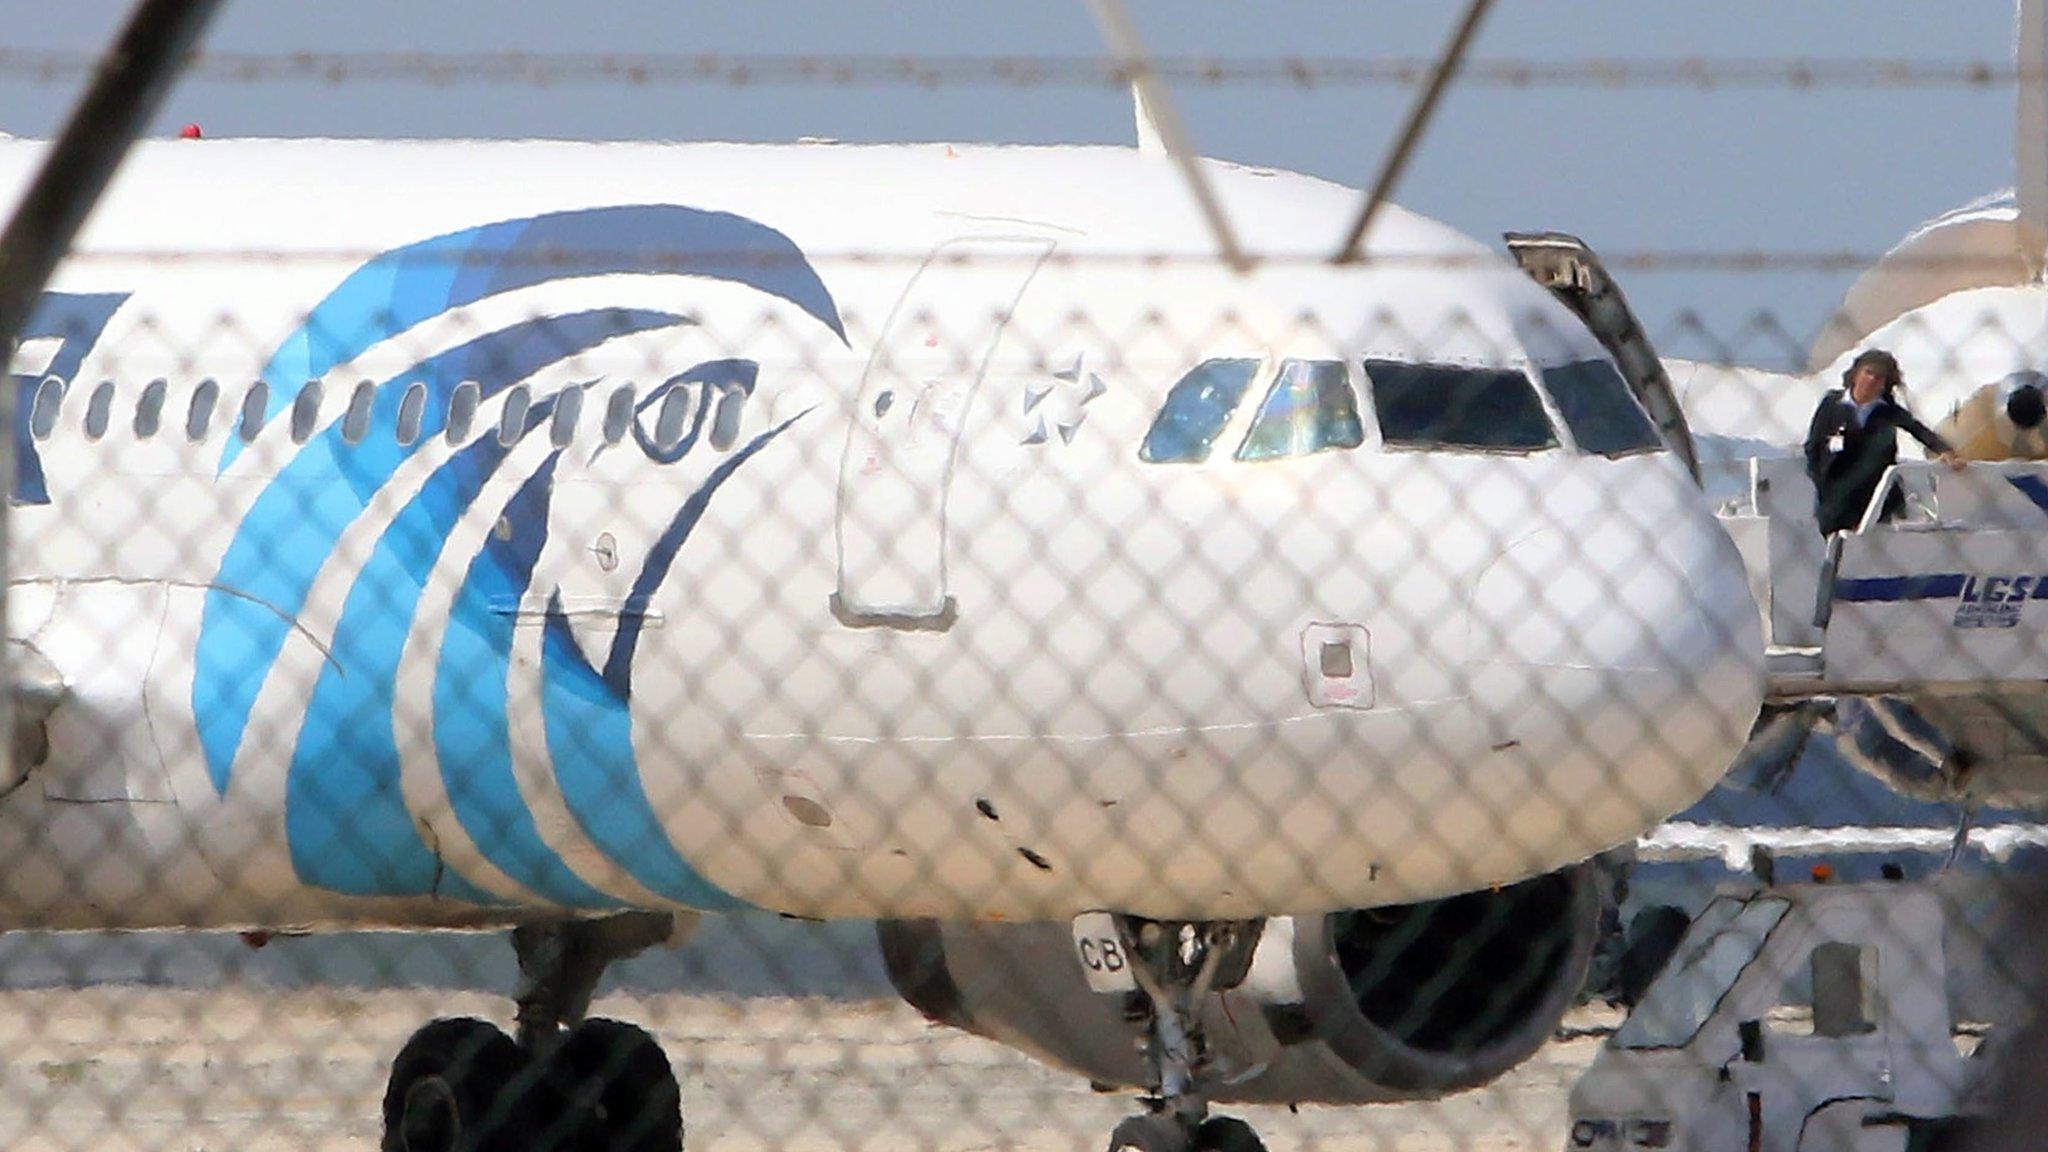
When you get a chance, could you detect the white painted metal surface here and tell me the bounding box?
[1570,883,1971,1152]
[0,139,1762,931]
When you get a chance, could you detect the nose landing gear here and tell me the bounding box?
[380,911,687,1152]
[1105,918,1268,1152]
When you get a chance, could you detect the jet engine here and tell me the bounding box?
[877,863,1601,1104]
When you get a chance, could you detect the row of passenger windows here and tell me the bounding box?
[24,376,753,453]
[1139,356,1661,464]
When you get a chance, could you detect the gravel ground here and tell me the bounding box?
[0,917,1615,1151]
[0,984,1601,1152]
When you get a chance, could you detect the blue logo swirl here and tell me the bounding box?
[195,205,845,909]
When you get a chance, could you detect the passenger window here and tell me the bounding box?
[709,385,745,450]
[134,379,167,438]
[1364,360,1557,452]
[83,381,114,441]
[447,381,479,443]
[602,385,635,445]
[653,386,692,452]
[1140,358,1261,463]
[239,382,268,443]
[396,383,426,446]
[29,378,63,441]
[290,381,323,444]
[1539,359,1661,457]
[551,387,583,449]
[186,380,218,441]
[1236,359,1364,461]
[342,381,375,444]
[499,385,530,446]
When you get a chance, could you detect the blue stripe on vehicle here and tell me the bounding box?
[2008,474,2048,515]
[428,430,620,909]
[222,204,846,472]
[195,310,683,796]
[1833,573,1970,602]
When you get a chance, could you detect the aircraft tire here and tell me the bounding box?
[1194,1115,1267,1152]
[547,1017,684,1152]
[381,1017,527,1152]
[1619,905,1691,1008]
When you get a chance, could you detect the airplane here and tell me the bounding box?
[0,135,1765,1152]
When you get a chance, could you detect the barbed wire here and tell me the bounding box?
[36,244,2039,274]
[0,50,2045,90]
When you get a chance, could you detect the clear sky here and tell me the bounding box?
[0,2,2025,365]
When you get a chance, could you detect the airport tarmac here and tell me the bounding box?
[0,984,1605,1152]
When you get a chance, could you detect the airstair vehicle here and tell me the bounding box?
[1507,233,2048,810]
[1714,457,2048,807]
[1567,882,1985,1152]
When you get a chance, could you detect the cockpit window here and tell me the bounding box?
[1140,358,1260,463]
[1540,359,1662,457]
[1236,359,1365,462]
[1364,359,1557,453]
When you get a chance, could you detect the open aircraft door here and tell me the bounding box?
[832,236,1054,630]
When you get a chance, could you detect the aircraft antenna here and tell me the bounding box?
[1334,0,1495,264]
[1084,0,1250,271]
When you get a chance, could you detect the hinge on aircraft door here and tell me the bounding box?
[828,592,960,634]
[1503,231,1702,484]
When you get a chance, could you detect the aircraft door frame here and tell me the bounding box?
[832,236,1055,630]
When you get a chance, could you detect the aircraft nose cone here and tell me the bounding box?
[1466,485,1765,847]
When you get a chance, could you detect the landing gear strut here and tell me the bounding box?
[381,911,688,1152]
[1106,918,1267,1152]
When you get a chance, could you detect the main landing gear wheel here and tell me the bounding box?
[381,1017,527,1152]
[1101,917,1268,1152]
[546,1018,683,1152]
[380,913,689,1152]
[1193,1116,1266,1152]
[1107,1113,1268,1152]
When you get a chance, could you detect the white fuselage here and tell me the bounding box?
[0,139,1764,930]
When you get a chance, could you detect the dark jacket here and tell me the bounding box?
[1803,388,1953,534]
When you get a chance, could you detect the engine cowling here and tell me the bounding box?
[877,864,1601,1104]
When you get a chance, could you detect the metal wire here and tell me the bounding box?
[30,244,2044,274]
[0,50,2041,90]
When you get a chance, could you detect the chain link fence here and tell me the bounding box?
[2,216,2047,1152]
